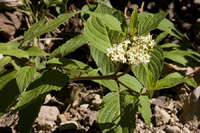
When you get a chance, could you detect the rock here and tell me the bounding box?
[36,106,60,130]
[165,126,181,133]
[80,104,89,110]
[170,114,179,124]
[44,94,52,104]
[157,130,166,133]
[182,127,190,133]
[88,111,97,126]
[154,106,171,126]
[92,94,102,105]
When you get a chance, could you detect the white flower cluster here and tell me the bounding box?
[107,34,156,65]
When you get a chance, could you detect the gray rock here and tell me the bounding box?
[36,106,60,130]
[182,127,190,133]
[165,126,181,133]
[155,106,171,126]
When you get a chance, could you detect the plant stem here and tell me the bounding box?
[116,79,140,96]
[69,73,117,81]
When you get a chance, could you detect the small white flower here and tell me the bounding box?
[106,34,156,65]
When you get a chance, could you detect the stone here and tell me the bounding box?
[80,104,89,110]
[154,106,171,126]
[182,127,190,133]
[36,106,60,130]
[165,126,181,133]
[92,94,102,105]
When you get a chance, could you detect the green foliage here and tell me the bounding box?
[16,66,36,93]
[15,70,68,110]
[98,91,137,133]
[0,44,29,58]
[161,43,200,66]
[83,4,127,53]
[18,95,45,133]
[84,16,112,53]
[155,72,197,90]
[0,71,19,114]
[51,34,87,57]
[138,12,167,35]
[0,56,12,67]
[24,12,76,43]
[158,19,184,40]
[132,46,164,88]
[129,8,138,36]
[90,46,115,75]
[139,96,151,126]
[25,46,49,56]
[94,74,143,92]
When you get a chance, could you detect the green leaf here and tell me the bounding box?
[97,0,112,7]
[46,58,63,65]
[84,16,111,53]
[0,70,17,90]
[156,31,168,43]
[98,91,137,133]
[157,18,184,40]
[51,34,87,57]
[0,45,29,58]
[94,4,127,32]
[94,74,143,92]
[25,46,49,56]
[16,66,36,93]
[155,72,184,90]
[132,46,164,87]
[90,46,114,75]
[24,12,76,42]
[0,71,19,113]
[138,12,167,35]
[15,70,68,109]
[164,48,200,66]
[129,7,138,35]
[184,77,198,88]
[62,58,94,78]
[18,95,45,133]
[139,96,151,126]
[160,43,180,49]
[85,12,123,33]
[0,56,12,67]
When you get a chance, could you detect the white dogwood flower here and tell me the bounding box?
[106,33,156,65]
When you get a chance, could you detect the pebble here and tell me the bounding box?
[165,125,181,133]
[36,106,60,130]
[182,127,190,133]
[155,106,171,126]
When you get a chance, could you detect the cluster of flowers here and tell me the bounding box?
[107,34,156,65]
